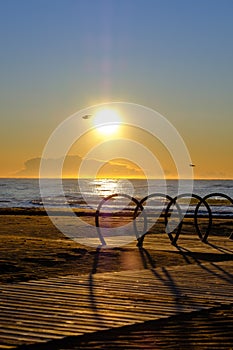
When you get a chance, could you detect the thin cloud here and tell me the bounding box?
[15,156,145,178]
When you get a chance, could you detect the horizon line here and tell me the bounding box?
[0,176,233,181]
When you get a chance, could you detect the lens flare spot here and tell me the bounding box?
[93,109,121,135]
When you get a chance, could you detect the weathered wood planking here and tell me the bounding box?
[0,258,233,349]
[53,304,233,350]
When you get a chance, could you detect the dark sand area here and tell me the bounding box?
[0,208,232,283]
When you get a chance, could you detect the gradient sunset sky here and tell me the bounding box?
[1,0,233,179]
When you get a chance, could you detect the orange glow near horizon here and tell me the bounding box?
[1,115,233,180]
[96,158,146,179]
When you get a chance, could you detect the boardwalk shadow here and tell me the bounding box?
[15,241,233,350]
[88,246,104,325]
[87,239,233,322]
[174,242,233,284]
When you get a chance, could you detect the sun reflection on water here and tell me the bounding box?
[91,178,135,198]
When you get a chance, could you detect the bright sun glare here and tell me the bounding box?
[93,109,121,135]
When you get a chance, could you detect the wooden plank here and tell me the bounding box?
[0,260,232,348]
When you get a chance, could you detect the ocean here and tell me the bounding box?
[0,178,232,217]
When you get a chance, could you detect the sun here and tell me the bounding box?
[93,109,121,135]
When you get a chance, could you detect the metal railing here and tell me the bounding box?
[95,192,233,247]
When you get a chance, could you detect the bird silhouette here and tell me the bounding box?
[82,115,92,120]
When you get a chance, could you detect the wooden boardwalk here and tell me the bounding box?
[0,235,233,349]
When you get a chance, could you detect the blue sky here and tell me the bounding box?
[0,0,233,178]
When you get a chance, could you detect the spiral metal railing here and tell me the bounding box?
[95,192,233,247]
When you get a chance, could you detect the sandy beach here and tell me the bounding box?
[0,207,232,283]
[0,208,233,349]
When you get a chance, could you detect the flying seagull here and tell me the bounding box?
[82,114,92,120]
[189,163,196,167]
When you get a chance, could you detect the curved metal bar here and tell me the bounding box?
[201,192,233,204]
[134,193,183,246]
[165,193,212,243]
[95,193,145,246]
[195,192,233,241]
[95,191,232,247]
